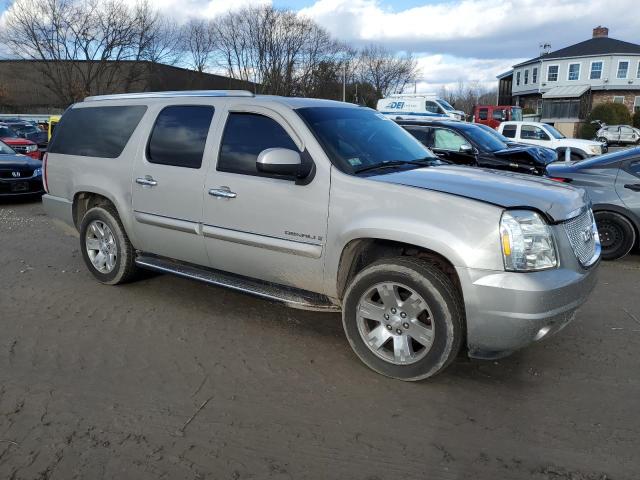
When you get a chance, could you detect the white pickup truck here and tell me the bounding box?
[497,121,604,160]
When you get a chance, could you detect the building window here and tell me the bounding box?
[617,61,629,79]
[547,65,559,82]
[637,62,640,79]
[532,67,538,83]
[634,96,640,113]
[567,63,580,81]
[590,61,603,80]
[613,96,625,104]
[516,71,521,86]
[524,70,529,85]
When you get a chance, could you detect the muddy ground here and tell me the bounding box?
[1,200,639,479]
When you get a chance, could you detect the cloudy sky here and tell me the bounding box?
[3,0,639,92]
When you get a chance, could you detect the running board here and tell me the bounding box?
[135,255,341,312]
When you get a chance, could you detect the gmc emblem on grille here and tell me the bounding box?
[581,228,593,243]
[11,171,21,177]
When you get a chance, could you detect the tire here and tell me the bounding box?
[342,257,464,381]
[595,211,636,261]
[79,204,138,284]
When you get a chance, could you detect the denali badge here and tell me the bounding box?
[11,171,21,177]
[581,228,593,243]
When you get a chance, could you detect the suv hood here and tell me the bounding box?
[371,164,586,222]
[565,138,601,147]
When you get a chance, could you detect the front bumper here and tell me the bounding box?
[0,176,44,196]
[457,263,598,359]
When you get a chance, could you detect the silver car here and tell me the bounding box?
[596,125,640,146]
[42,91,600,380]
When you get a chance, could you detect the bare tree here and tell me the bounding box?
[182,18,216,73]
[357,45,418,105]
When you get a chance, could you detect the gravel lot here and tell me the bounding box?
[1,199,639,480]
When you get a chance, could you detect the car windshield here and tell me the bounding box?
[459,124,508,152]
[0,140,15,154]
[15,125,39,134]
[297,107,437,174]
[511,108,523,121]
[0,126,18,138]
[545,125,565,139]
[436,99,455,111]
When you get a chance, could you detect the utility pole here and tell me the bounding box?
[342,64,346,102]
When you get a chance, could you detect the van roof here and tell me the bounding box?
[82,90,358,110]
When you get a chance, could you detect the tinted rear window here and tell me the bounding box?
[49,105,147,158]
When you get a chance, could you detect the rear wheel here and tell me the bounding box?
[79,205,138,284]
[595,211,636,260]
[342,257,464,381]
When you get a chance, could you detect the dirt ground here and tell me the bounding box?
[1,199,639,480]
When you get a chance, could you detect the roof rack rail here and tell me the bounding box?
[84,90,255,102]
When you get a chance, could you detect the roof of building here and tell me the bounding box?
[513,36,640,68]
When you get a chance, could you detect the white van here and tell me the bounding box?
[376,94,466,121]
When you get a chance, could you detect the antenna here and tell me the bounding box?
[539,42,552,56]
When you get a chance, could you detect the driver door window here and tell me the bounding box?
[521,125,550,141]
[218,112,298,177]
[433,128,467,151]
[425,101,441,114]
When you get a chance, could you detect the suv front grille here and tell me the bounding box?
[563,209,599,267]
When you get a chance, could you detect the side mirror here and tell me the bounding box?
[257,148,307,178]
[459,144,474,154]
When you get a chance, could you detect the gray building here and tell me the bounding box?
[498,27,640,136]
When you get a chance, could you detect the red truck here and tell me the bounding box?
[472,105,523,129]
[0,124,40,159]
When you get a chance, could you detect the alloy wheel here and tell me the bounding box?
[85,220,117,274]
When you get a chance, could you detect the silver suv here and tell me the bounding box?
[43,91,600,380]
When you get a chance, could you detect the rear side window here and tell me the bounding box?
[502,124,517,138]
[147,105,214,169]
[49,106,147,158]
[218,113,298,176]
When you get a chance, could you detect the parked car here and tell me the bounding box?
[472,105,522,129]
[596,125,640,146]
[547,147,640,260]
[9,123,48,156]
[0,125,40,159]
[0,139,43,197]
[398,120,557,175]
[498,121,605,160]
[43,91,599,381]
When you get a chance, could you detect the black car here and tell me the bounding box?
[397,120,558,175]
[0,140,44,197]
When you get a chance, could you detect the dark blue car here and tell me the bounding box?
[547,147,640,260]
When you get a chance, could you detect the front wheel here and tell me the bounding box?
[342,257,464,381]
[595,211,636,260]
[597,137,608,146]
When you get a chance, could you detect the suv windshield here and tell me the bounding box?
[545,125,565,139]
[459,124,508,152]
[0,127,18,138]
[297,107,436,173]
[511,108,523,121]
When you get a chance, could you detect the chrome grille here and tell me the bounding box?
[563,209,599,267]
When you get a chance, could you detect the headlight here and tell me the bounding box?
[26,144,37,152]
[500,210,557,271]
[33,167,42,177]
[589,145,601,155]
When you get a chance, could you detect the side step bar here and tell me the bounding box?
[135,255,341,312]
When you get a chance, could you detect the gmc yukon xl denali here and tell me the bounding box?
[43,91,600,380]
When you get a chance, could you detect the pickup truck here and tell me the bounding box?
[498,121,604,160]
[42,91,600,381]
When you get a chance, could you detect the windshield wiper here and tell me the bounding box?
[355,157,437,174]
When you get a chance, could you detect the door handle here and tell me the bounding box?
[136,175,158,187]
[208,187,237,199]
[624,184,640,192]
